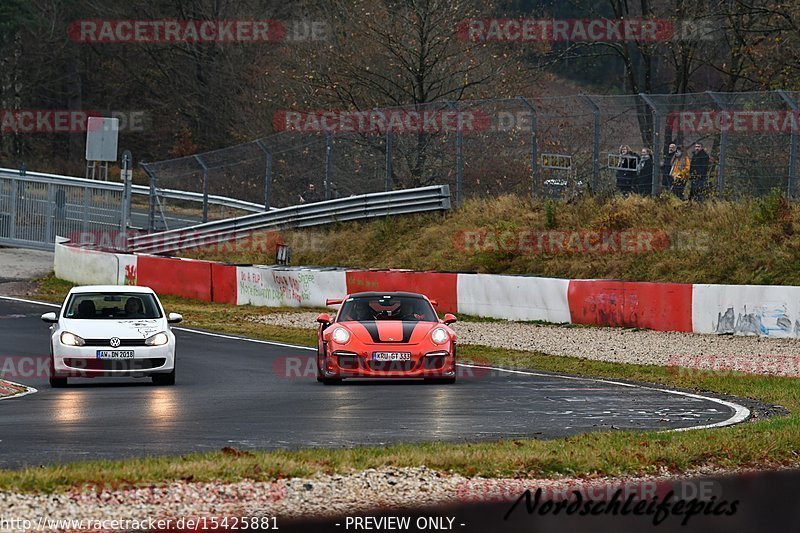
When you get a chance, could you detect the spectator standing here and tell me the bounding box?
[661,142,677,193]
[669,146,691,199]
[689,142,710,202]
[615,145,638,194]
[299,183,321,203]
[637,148,654,195]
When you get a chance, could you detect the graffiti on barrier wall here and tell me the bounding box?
[238,269,316,305]
[714,304,799,337]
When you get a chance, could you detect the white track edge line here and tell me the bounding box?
[0,295,753,430]
[458,363,751,432]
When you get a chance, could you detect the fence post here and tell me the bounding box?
[447,102,463,207]
[324,133,333,200]
[385,126,393,192]
[777,90,799,198]
[194,155,209,222]
[581,95,601,192]
[81,186,90,233]
[45,183,54,244]
[9,178,17,240]
[517,97,538,198]
[255,139,272,210]
[143,164,157,233]
[639,93,662,196]
[707,91,728,194]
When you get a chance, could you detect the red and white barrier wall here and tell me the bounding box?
[53,240,800,338]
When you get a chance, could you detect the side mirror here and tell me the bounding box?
[316,313,331,324]
[443,313,457,325]
[167,313,183,324]
[41,312,58,324]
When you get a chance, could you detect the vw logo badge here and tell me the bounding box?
[109,337,121,348]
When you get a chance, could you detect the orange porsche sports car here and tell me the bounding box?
[315,292,457,384]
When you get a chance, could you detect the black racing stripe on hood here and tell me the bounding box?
[360,321,381,343]
[358,321,423,343]
[401,321,417,343]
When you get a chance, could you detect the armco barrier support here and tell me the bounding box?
[345,270,458,313]
[568,280,693,332]
[237,266,348,308]
[692,284,800,337]
[137,256,213,302]
[457,274,571,322]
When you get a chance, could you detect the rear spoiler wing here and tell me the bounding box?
[326,298,344,306]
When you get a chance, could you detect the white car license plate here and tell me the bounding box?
[373,352,411,362]
[96,350,134,359]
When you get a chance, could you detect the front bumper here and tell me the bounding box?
[321,343,456,379]
[52,343,175,378]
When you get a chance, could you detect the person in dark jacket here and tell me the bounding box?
[689,142,710,202]
[299,183,321,203]
[615,145,638,194]
[637,148,654,195]
[661,142,677,193]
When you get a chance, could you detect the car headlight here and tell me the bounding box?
[60,331,85,346]
[145,332,169,346]
[431,327,449,344]
[331,327,350,344]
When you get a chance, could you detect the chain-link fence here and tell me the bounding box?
[141,91,800,212]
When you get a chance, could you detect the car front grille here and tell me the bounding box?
[64,358,166,371]
[366,360,418,372]
[82,339,147,347]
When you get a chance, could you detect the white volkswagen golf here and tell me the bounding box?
[41,285,182,387]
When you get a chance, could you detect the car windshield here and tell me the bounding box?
[338,295,437,322]
[63,292,162,320]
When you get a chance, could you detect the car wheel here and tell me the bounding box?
[49,376,68,388]
[152,368,176,386]
[317,351,341,384]
[48,353,67,388]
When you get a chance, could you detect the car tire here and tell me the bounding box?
[49,376,68,388]
[320,377,342,385]
[48,353,67,388]
[152,368,176,386]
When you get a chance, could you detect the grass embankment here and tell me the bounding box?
[185,191,800,286]
[0,276,796,493]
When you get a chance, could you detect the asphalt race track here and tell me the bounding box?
[0,298,747,468]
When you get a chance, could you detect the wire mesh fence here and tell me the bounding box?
[141,91,800,212]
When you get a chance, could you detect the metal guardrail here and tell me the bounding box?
[128,185,451,254]
[0,168,265,213]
